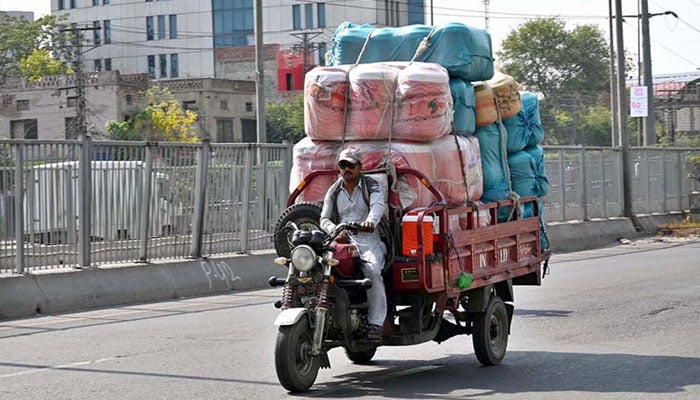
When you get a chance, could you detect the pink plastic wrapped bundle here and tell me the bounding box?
[346,63,402,140]
[289,137,341,203]
[431,135,483,206]
[304,66,350,140]
[394,62,453,140]
[356,141,436,208]
[289,138,438,209]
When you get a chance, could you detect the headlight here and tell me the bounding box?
[290,245,316,272]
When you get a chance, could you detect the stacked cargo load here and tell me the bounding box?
[293,21,548,246]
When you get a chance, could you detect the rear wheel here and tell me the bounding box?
[274,317,320,393]
[273,202,322,257]
[344,347,377,364]
[471,296,509,366]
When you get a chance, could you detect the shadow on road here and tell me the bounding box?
[311,351,700,398]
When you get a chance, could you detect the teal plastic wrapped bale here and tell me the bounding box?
[502,91,544,153]
[475,123,508,199]
[475,123,514,222]
[329,22,494,81]
[523,145,550,197]
[450,79,476,135]
[507,151,537,219]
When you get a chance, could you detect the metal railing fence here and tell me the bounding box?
[0,138,292,274]
[0,139,696,274]
[542,146,699,222]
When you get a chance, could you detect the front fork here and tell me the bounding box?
[311,264,332,356]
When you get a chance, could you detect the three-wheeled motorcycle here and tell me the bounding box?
[269,167,550,392]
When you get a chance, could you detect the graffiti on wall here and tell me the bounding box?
[200,260,242,290]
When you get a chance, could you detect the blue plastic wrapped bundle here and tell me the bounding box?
[502,91,544,153]
[507,151,537,219]
[511,148,550,250]
[475,123,508,201]
[523,145,550,197]
[450,79,476,135]
[329,22,494,81]
[475,123,517,222]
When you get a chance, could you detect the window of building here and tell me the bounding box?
[182,101,198,111]
[103,0,110,4]
[317,3,326,28]
[93,21,101,45]
[125,94,133,105]
[10,119,38,139]
[407,0,424,24]
[159,54,167,78]
[59,0,65,10]
[147,55,155,79]
[65,117,79,139]
[67,96,78,108]
[220,100,228,110]
[94,59,102,72]
[292,5,301,30]
[318,42,327,66]
[304,3,313,29]
[394,1,400,26]
[216,118,234,142]
[93,0,99,6]
[16,99,29,111]
[157,15,166,40]
[245,102,253,112]
[103,20,111,44]
[146,16,154,41]
[70,0,76,9]
[170,54,179,78]
[105,58,112,71]
[213,0,254,48]
[169,15,177,39]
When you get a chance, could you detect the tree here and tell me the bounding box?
[106,86,199,142]
[266,94,305,143]
[0,15,74,83]
[497,18,612,145]
[20,48,73,81]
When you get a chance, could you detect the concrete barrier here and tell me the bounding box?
[0,214,688,320]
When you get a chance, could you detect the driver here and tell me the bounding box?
[320,148,387,344]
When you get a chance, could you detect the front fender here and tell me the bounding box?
[274,308,309,326]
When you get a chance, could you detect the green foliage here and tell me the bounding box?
[0,15,75,83]
[105,87,199,142]
[498,18,612,146]
[266,94,305,143]
[498,18,609,97]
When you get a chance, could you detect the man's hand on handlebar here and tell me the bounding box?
[359,221,374,232]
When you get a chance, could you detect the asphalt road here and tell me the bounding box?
[0,237,698,400]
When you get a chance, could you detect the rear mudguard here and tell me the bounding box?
[274,308,309,326]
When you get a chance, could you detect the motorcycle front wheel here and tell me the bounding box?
[274,317,320,392]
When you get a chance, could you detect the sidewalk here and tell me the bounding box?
[0,213,685,320]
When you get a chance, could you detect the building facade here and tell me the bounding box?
[0,71,256,141]
[51,0,424,83]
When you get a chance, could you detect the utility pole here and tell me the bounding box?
[291,31,322,75]
[483,0,490,30]
[615,0,633,219]
[254,0,266,144]
[60,24,101,138]
[608,0,619,147]
[640,0,656,145]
